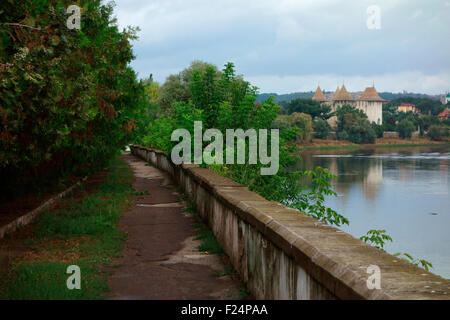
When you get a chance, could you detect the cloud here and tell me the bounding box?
[114,0,450,94]
[246,70,450,95]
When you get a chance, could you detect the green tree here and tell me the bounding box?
[289,112,313,142]
[427,125,449,141]
[397,119,416,139]
[0,0,147,201]
[347,119,376,144]
[313,118,331,139]
[285,98,332,119]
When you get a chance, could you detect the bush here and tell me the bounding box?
[347,119,376,144]
[337,130,349,141]
[371,123,384,138]
[313,119,331,139]
[397,119,416,139]
[0,1,146,201]
[427,125,449,141]
[272,115,291,130]
[289,113,312,142]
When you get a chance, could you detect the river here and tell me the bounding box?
[295,145,450,279]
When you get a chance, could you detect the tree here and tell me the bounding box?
[371,122,384,138]
[427,125,449,141]
[289,113,313,142]
[0,1,148,201]
[347,119,376,144]
[313,119,331,139]
[336,104,366,132]
[335,105,375,143]
[158,60,219,114]
[285,98,332,120]
[397,119,416,139]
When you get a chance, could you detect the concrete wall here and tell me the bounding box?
[383,131,420,139]
[130,145,450,300]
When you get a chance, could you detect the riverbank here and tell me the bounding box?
[299,138,450,150]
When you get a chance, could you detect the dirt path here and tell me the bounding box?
[106,154,242,300]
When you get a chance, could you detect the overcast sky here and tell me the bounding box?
[114,0,450,95]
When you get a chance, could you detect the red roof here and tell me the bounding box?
[438,108,450,118]
[400,103,416,107]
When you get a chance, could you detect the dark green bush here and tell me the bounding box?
[313,118,331,139]
[347,119,376,144]
[0,1,147,201]
[427,125,449,141]
[397,119,416,139]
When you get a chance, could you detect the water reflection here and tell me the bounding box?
[295,145,450,279]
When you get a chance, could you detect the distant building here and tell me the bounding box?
[438,108,450,120]
[312,84,384,127]
[397,103,419,113]
[440,93,450,105]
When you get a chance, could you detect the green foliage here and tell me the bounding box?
[371,122,384,138]
[271,113,312,142]
[284,98,332,119]
[347,118,376,144]
[313,118,331,139]
[393,253,433,271]
[0,0,148,201]
[289,112,313,142]
[360,229,393,250]
[397,119,416,138]
[290,167,349,227]
[361,230,433,271]
[427,125,449,141]
[0,157,133,299]
[272,115,291,130]
[336,105,375,143]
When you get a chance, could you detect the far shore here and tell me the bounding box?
[298,137,450,151]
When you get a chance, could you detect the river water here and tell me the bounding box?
[295,145,450,279]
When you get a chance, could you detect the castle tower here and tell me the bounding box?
[357,86,385,125]
[333,84,353,102]
[312,85,327,103]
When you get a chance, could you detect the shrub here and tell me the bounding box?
[347,119,376,144]
[427,125,449,141]
[272,115,291,130]
[337,130,349,141]
[397,119,416,139]
[313,119,331,139]
[371,123,384,138]
[289,112,312,142]
[0,1,147,201]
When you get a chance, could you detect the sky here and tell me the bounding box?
[113,0,450,95]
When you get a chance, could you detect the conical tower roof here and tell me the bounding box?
[332,86,340,100]
[312,85,327,102]
[357,86,385,102]
[334,84,353,101]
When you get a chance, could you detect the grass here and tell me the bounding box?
[300,139,450,151]
[179,190,251,299]
[0,157,134,300]
[301,142,450,151]
[182,199,224,255]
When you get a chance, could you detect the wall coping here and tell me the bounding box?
[130,145,450,300]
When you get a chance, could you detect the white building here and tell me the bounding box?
[441,93,450,105]
[312,85,385,127]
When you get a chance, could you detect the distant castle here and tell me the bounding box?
[312,84,385,126]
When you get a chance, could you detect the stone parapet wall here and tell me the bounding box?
[130,145,450,300]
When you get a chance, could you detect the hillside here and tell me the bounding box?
[256,91,441,104]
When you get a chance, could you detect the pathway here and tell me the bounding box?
[106,154,242,300]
